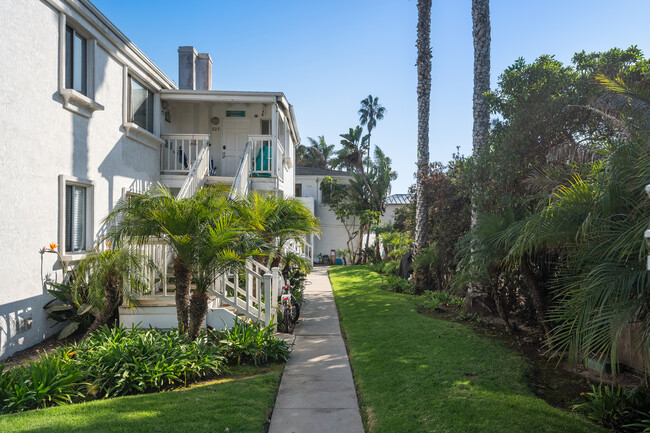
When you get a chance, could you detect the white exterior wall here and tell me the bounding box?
[296,175,358,259]
[0,0,169,359]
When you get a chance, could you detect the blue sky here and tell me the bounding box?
[93,0,650,194]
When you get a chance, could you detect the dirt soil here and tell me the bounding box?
[419,305,645,411]
[2,334,81,370]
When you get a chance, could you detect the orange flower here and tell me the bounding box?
[105,241,112,248]
[49,243,58,250]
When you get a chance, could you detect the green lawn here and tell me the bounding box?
[0,364,283,433]
[329,266,606,433]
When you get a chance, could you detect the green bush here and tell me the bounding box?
[419,290,464,311]
[381,260,399,276]
[0,355,84,414]
[574,384,650,431]
[67,326,224,398]
[210,319,291,366]
[383,275,416,294]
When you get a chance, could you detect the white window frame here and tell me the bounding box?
[58,13,104,118]
[122,66,163,149]
[58,175,94,261]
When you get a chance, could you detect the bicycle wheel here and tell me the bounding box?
[284,306,294,333]
[292,302,301,322]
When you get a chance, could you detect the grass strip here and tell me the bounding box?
[0,364,283,433]
[329,266,605,433]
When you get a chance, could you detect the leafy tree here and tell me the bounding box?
[358,94,386,169]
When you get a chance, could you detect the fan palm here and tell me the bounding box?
[333,126,372,194]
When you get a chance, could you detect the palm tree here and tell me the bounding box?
[359,95,386,169]
[333,126,373,194]
[304,136,335,168]
[231,193,321,268]
[104,185,230,332]
[76,246,154,339]
[471,0,491,157]
[188,209,258,339]
[414,0,432,254]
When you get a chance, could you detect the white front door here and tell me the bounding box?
[221,118,250,177]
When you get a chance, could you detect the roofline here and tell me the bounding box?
[49,0,177,89]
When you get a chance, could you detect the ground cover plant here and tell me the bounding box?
[329,266,606,433]
[0,322,289,414]
[0,363,283,433]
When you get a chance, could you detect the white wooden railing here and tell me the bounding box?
[283,236,314,265]
[250,135,273,177]
[229,141,252,199]
[177,141,210,199]
[210,259,280,327]
[129,238,174,297]
[161,134,210,174]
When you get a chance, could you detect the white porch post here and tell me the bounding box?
[264,271,273,327]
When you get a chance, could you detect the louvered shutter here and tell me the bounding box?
[65,185,86,252]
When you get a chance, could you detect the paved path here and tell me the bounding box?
[269,266,364,433]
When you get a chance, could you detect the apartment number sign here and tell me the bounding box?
[226,111,246,117]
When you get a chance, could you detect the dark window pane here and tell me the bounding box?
[65,26,73,89]
[73,32,87,94]
[130,77,148,129]
[65,185,86,253]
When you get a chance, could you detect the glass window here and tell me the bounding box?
[65,184,87,253]
[65,26,87,95]
[295,183,302,197]
[129,76,154,132]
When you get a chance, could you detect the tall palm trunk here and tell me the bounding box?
[414,0,432,254]
[465,0,492,307]
[471,0,490,158]
[471,0,491,227]
[173,256,192,332]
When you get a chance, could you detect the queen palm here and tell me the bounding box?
[104,185,229,332]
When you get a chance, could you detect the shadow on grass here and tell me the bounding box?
[329,266,605,433]
[0,364,283,433]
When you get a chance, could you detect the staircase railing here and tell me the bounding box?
[161,134,210,174]
[177,141,210,199]
[229,141,252,199]
[209,259,280,327]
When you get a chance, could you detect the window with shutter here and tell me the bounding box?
[65,26,88,96]
[65,184,87,253]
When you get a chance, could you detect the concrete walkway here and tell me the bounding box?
[269,266,364,433]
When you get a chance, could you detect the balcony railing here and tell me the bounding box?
[161,134,210,174]
[249,135,273,178]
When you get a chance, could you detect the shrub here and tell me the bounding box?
[210,319,291,366]
[0,355,84,414]
[419,291,464,311]
[382,260,399,276]
[383,275,416,294]
[66,325,224,398]
[574,384,650,431]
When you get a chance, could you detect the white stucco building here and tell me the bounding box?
[0,0,300,359]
